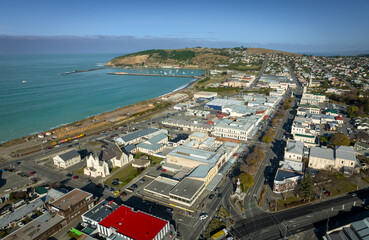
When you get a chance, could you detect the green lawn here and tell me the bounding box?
[149,155,164,166]
[205,218,225,239]
[104,163,140,187]
[74,167,85,175]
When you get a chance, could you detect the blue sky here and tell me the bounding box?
[1,0,369,55]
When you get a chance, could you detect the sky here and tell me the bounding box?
[0,0,369,55]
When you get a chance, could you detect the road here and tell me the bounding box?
[231,189,369,239]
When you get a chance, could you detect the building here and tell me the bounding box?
[335,145,357,170]
[284,140,304,162]
[161,93,188,102]
[168,134,189,147]
[194,91,217,100]
[169,178,206,207]
[325,217,369,240]
[294,133,317,146]
[308,146,357,172]
[136,133,168,155]
[48,189,94,223]
[116,128,167,146]
[205,99,244,111]
[273,169,303,193]
[3,213,64,240]
[309,147,335,170]
[53,150,81,168]
[166,146,226,170]
[82,200,119,228]
[84,153,110,178]
[212,118,257,141]
[99,143,133,168]
[98,205,170,240]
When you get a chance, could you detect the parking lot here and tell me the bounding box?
[0,171,33,194]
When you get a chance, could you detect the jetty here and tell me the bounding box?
[107,72,200,78]
[61,67,109,75]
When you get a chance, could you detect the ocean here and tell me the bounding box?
[0,53,204,143]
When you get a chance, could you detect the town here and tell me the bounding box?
[1,48,369,240]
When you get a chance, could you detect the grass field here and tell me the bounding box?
[104,163,140,187]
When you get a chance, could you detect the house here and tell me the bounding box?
[335,116,344,125]
[97,205,170,240]
[84,153,110,178]
[355,142,369,157]
[53,150,81,168]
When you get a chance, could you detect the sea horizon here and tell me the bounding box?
[0,53,203,143]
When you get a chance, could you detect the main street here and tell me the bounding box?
[231,189,369,239]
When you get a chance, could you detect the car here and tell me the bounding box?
[351,193,357,197]
[86,179,92,184]
[40,208,47,214]
[29,171,36,175]
[109,188,115,193]
[215,187,220,193]
[112,181,119,186]
[17,222,25,227]
[95,183,102,188]
[15,161,21,165]
[209,194,215,199]
[217,193,223,198]
[199,213,208,220]
[120,191,127,197]
[73,176,78,179]
[114,190,120,196]
[131,184,138,189]
[165,208,173,214]
[138,179,145,183]
[324,191,331,196]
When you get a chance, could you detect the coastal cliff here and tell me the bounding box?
[106,47,300,68]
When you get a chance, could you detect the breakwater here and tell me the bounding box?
[107,72,200,78]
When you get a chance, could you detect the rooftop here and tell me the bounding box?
[168,146,222,165]
[336,145,356,161]
[99,205,168,240]
[275,169,303,182]
[310,147,335,160]
[188,164,214,178]
[120,128,160,143]
[50,189,92,211]
[58,150,80,161]
[170,178,205,200]
[83,200,119,223]
[286,140,304,155]
[4,213,64,240]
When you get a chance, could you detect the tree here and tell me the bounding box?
[298,171,313,199]
[331,133,350,146]
[239,172,254,192]
[346,105,359,118]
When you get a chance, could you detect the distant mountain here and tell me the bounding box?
[106,47,301,68]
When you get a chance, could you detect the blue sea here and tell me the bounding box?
[0,53,204,143]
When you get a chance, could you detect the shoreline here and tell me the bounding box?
[0,70,203,148]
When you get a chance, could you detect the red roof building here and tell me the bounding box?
[98,205,170,240]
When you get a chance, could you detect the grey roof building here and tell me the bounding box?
[58,150,80,161]
[169,178,205,207]
[82,200,119,226]
[326,217,369,240]
[310,146,335,160]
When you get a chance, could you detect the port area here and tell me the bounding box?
[107,72,200,78]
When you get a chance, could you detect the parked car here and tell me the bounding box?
[17,222,25,227]
[199,213,208,220]
[138,179,145,183]
[120,191,127,197]
[73,176,78,179]
[29,171,36,175]
[209,194,215,199]
[215,187,220,193]
[131,184,138,189]
[114,190,120,196]
[95,183,102,188]
[217,193,223,198]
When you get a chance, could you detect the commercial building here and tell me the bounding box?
[136,133,168,155]
[98,205,170,240]
[3,213,64,240]
[115,128,167,146]
[53,150,81,168]
[212,118,258,141]
[48,188,94,223]
[205,99,244,111]
[194,91,217,100]
[325,217,369,240]
[82,200,119,228]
